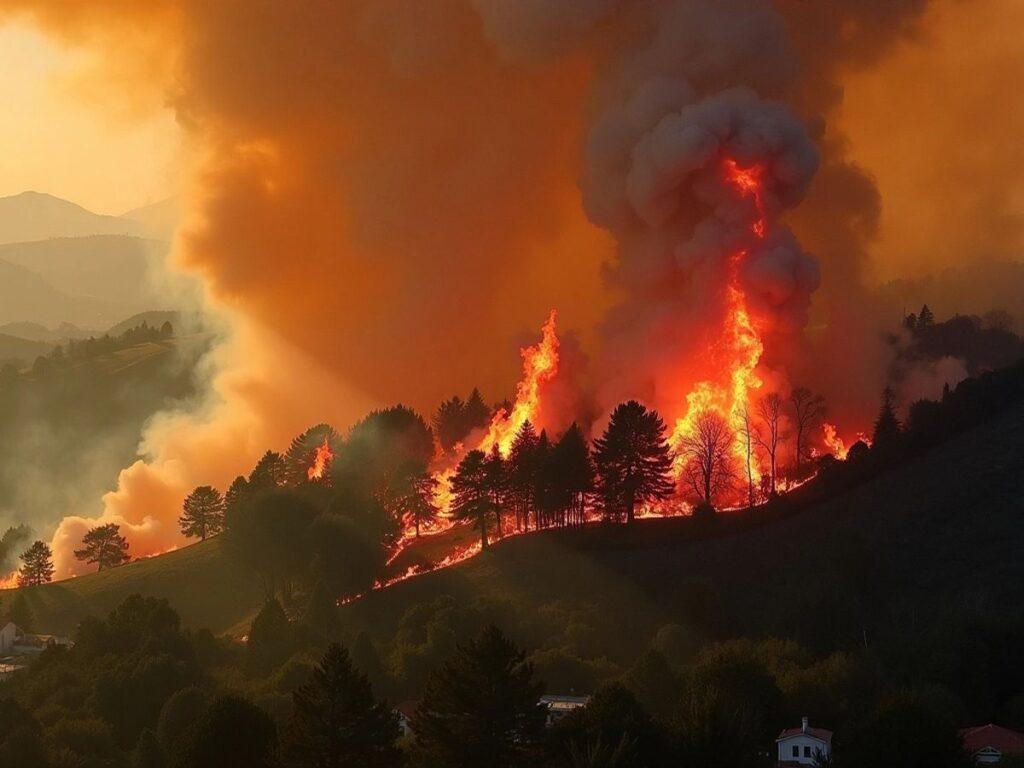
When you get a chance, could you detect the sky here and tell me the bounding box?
[0,20,181,215]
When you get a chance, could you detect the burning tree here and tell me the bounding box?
[790,387,826,475]
[679,410,736,507]
[180,485,226,541]
[284,424,338,486]
[450,450,499,549]
[594,401,675,523]
[18,540,54,586]
[549,423,595,528]
[755,393,785,496]
[398,472,441,538]
[75,523,130,571]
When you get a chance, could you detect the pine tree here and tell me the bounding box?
[532,431,556,529]
[464,387,491,431]
[74,523,130,571]
[413,625,547,768]
[284,644,402,768]
[248,450,286,490]
[450,450,497,549]
[483,446,508,537]
[179,486,226,541]
[551,423,595,527]
[593,401,675,522]
[246,599,294,673]
[507,420,539,531]
[400,472,440,537]
[283,424,338,486]
[17,540,54,586]
[433,395,468,453]
[918,304,935,327]
[872,386,902,457]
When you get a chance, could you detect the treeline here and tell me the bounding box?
[0,592,985,768]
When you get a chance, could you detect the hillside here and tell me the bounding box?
[0,258,121,327]
[0,333,53,366]
[10,399,1023,649]
[0,191,145,244]
[0,235,169,307]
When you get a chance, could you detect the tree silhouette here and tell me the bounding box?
[246,598,295,673]
[533,431,556,529]
[74,523,130,571]
[399,472,441,538]
[284,644,401,768]
[736,406,757,508]
[413,625,546,768]
[17,540,54,586]
[248,450,287,490]
[433,395,467,453]
[450,450,497,549]
[483,446,508,537]
[507,420,540,531]
[284,424,338,486]
[754,393,785,496]
[679,410,736,506]
[551,423,595,528]
[872,386,902,456]
[179,486,226,541]
[174,695,278,768]
[917,303,935,328]
[790,387,826,476]
[593,401,675,523]
[465,388,491,432]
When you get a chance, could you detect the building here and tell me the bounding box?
[0,622,17,654]
[776,717,833,766]
[540,694,590,727]
[961,724,1024,764]
[0,622,72,657]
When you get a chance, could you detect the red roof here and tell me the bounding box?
[777,726,833,742]
[961,724,1024,755]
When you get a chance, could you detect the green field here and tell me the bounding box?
[8,401,1024,652]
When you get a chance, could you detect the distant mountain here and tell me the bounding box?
[121,197,180,242]
[0,235,169,307]
[0,321,92,343]
[0,191,146,244]
[0,259,125,328]
[0,333,53,366]
[106,311,181,337]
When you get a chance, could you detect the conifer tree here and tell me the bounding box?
[483,445,508,537]
[918,303,935,328]
[179,486,226,541]
[593,401,675,522]
[413,626,547,768]
[551,423,595,527]
[248,450,286,490]
[17,540,54,587]
[74,523,130,571]
[433,395,467,453]
[507,420,539,531]
[450,450,497,549]
[464,387,491,431]
[284,644,402,768]
[872,386,902,457]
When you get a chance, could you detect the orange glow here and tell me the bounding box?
[479,310,560,458]
[668,158,767,497]
[307,437,334,482]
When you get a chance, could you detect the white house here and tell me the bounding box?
[776,717,832,766]
[540,694,590,726]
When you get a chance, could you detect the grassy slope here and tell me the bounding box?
[8,402,1023,644]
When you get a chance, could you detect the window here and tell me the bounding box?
[804,746,812,758]
[792,746,799,757]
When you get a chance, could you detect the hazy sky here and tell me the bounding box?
[0,20,181,214]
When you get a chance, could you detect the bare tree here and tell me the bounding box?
[679,410,736,505]
[755,393,784,496]
[737,405,757,507]
[790,387,826,475]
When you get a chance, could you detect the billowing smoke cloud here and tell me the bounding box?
[1,0,985,574]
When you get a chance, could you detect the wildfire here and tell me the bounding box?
[478,310,560,458]
[669,158,767,490]
[307,437,335,482]
[821,422,871,460]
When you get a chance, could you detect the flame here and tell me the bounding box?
[478,310,560,458]
[307,437,335,482]
[668,158,767,494]
[822,422,847,459]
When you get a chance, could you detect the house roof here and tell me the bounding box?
[395,700,418,720]
[961,724,1024,755]
[777,726,833,743]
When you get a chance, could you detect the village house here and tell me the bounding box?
[961,724,1024,765]
[0,621,72,658]
[776,717,832,766]
[540,694,590,726]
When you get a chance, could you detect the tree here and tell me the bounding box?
[679,410,735,506]
[398,472,440,538]
[433,395,467,453]
[593,401,675,523]
[284,644,402,768]
[0,699,49,768]
[464,387,491,431]
[160,320,174,337]
[550,423,595,527]
[736,406,757,507]
[413,625,547,768]
[790,387,826,475]
[18,540,54,586]
[249,450,287,490]
[872,386,902,456]
[173,695,279,768]
[247,598,295,673]
[483,445,508,536]
[903,312,918,331]
[507,421,539,530]
[157,686,209,759]
[179,486,226,541]
[284,424,338,486]
[74,523,130,571]
[754,393,785,496]
[450,449,497,549]
[918,303,935,328]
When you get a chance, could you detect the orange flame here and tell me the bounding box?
[479,309,560,458]
[669,158,768,495]
[307,437,334,481]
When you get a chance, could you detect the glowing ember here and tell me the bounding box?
[307,437,334,481]
[479,310,560,458]
[669,158,767,497]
